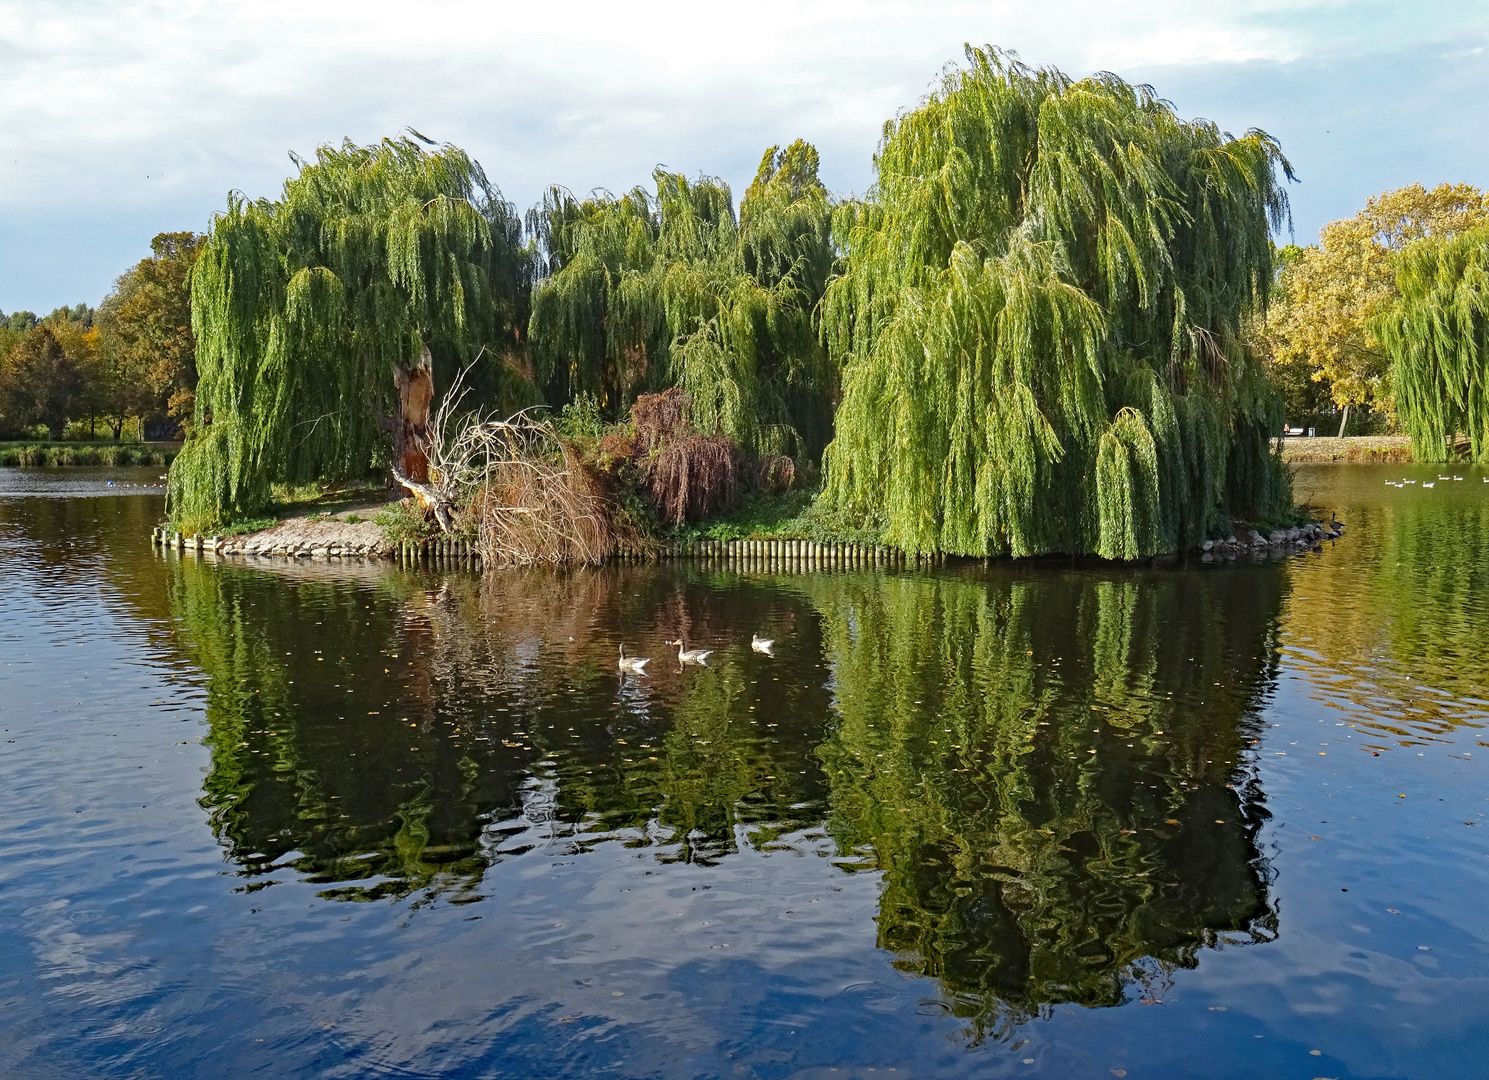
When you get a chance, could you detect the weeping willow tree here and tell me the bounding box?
[170,134,534,530]
[527,141,837,462]
[1377,224,1489,463]
[823,47,1294,559]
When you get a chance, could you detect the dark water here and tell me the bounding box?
[2,464,1487,1079]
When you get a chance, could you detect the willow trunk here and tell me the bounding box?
[394,344,435,484]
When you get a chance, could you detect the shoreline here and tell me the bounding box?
[151,520,1343,570]
[1277,435,1411,464]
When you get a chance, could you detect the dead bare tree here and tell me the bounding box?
[399,364,619,564]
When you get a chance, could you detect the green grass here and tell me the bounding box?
[196,479,398,538]
[217,516,278,537]
[374,501,438,544]
[668,486,889,546]
[0,441,179,467]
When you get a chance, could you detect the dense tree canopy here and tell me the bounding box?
[0,325,85,439]
[0,306,100,438]
[170,135,535,530]
[1378,224,1489,463]
[96,231,206,435]
[1260,183,1489,427]
[528,140,836,462]
[822,47,1294,559]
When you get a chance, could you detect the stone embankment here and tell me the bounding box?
[1277,435,1412,464]
[1197,519,1343,563]
[153,516,392,559]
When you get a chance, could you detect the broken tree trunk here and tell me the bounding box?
[394,343,436,483]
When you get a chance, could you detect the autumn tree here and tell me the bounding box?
[0,326,84,438]
[1260,183,1489,433]
[41,310,104,436]
[96,232,206,436]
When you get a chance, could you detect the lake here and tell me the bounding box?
[1,463,1486,1079]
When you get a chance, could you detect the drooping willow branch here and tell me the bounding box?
[822,45,1296,559]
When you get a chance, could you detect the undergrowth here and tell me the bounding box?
[0,442,177,467]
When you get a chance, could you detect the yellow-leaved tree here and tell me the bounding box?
[1262,183,1489,433]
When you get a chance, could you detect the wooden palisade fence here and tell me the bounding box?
[150,526,948,571]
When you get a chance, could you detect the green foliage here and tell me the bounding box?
[0,326,84,439]
[527,141,837,462]
[374,500,438,543]
[555,392,606,441]
[170,134,536,532]
[1378,224,1489,462]
[217,515,278,537]
[822,46,1293,558]
[96,232,206,434]
[0,441,176,467]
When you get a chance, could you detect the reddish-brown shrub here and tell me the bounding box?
[644,431,741,526]
[632,388,691,453]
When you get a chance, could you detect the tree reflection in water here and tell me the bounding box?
[801,569,1281,1038]
[171,555,1282,1024]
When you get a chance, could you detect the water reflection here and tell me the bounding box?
[1288,465,1489,745]
[170,553,1281,1021]
[802,569,1279,1036]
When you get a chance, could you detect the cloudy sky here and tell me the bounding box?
[2,0,1486,313]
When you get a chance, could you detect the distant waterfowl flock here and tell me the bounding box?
[1384,475,1486,488]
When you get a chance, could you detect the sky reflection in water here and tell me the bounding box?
[0,463,1486,1079]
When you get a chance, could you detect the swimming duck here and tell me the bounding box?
[751,634,775,654]
[666,638,713,665]
[618,644,650,674]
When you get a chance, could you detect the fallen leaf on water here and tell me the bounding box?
[1165,818,1180,825]
[1310,835,1322,840]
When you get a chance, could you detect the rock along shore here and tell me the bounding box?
[154,515,393,560]
[1195,519,1343,563]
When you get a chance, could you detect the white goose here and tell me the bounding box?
[618,644,650,674]
[751,634,775,654]
[666,638,713,665]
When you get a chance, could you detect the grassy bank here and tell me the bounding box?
[0,441,181,467]
[206,480,398,537]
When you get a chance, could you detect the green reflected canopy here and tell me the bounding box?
[822,47,1294,558]
[805,568,1279,1034]
[170,555,1276,1018]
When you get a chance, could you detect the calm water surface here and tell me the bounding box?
[2,464,1487,1079]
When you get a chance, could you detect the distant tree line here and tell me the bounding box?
[0,231,203,441]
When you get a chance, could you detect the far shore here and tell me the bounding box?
[1276,435,1412,464]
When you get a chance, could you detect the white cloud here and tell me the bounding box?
[0,0,1486,309]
